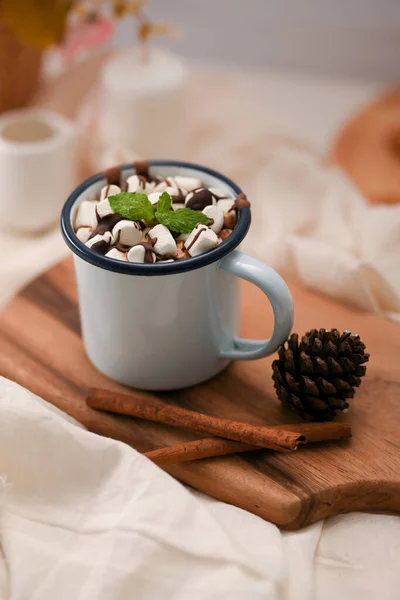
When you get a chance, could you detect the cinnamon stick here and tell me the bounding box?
[145,438,259,465]
[87,388,306,452]
[145,422,352,466]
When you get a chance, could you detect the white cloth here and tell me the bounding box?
[0,227,66,307]
[2,377,400,600]
[243,144,400,323]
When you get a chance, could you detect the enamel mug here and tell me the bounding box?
[61,161,294,390]
[0,108,76,232]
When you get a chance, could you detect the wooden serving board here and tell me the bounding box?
[1,258,400,530]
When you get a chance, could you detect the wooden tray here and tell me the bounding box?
[0,258,399,529]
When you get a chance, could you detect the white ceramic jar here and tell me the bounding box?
[100,48,187,159]
[0,108,76,232]
[61,161,293,390]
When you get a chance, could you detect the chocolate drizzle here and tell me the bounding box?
[186,225,207,252]
[135,235,158,263]
[172,190,186,204]
[133,160,150,180]
[90,240,110,255]
[137,174,148,186]
[91,213,123,238]
[104,165,121,186]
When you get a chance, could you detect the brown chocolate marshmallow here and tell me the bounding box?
[185,188,215,211]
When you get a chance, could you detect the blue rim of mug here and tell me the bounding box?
[61,160,251,276]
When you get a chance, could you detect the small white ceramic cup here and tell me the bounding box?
[61,161,294,391]
[0,108,76,233]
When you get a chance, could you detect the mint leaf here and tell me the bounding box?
[109,192,155,222]
[157,208,210,233]
[156,191,172,214]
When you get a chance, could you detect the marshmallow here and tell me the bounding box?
[217,198,235,213]
[127,245,145,263]
[173,176,202,192]
[96,198,114,219]
[203,204,224,234]
[186,228,219,257]
[165,185,181,198]
[148,192,162,205]
[105,248,128,261]
[158,259,175,263]
[85,232,112,254]
[185,188,216,210]
[148,224,177,257]
[184,223,208,249]
[153,180,168,193]
[75,201,98,229]
[99,184,121,202]
[76,226,93,243]
[209,187,229,199]
[112,220,142,246]
[126,174,153,193]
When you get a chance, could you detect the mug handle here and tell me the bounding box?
[218,250,294,360]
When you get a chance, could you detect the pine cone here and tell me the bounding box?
[272,329,369,421]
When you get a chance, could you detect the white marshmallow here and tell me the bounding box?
[217,198,235,213]
[203,204,224,234]
[126,174,153,193]
[127,245,145,263]
[96,198,114,219]
[209,187,228,199]
[187,228,218,257]
[105,248,128,261]
[148,224,177,257]
[126,174,145,192]
[165,186,181,198]
[112,220,142,246]
[76,226,93,243]
[172,203,184,211]
[99,184,121,202]
[75,201,98,229]
[85,231,112,249]
[148,192,162,205]
[184,223,208,249]
[153,180,168,193]
[173,176,202,192]
[158,259,175,263]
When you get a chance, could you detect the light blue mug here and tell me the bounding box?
[61,161,293,390]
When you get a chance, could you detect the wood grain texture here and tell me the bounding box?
[0,257,400,529]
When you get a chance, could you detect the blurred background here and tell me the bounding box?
[117,0,399,80]
[0,0,398,314]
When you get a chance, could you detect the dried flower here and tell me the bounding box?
[1,0,72,50]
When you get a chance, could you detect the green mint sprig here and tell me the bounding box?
[108,191,210,233]
[157,207,209,233]
[109,192,155,222]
